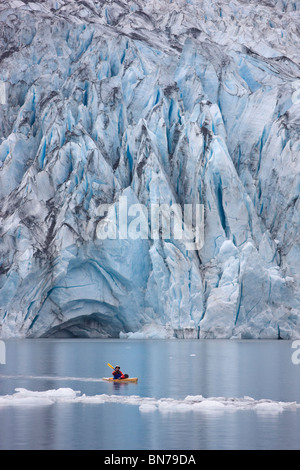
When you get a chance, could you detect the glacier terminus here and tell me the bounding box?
[0,0,300,339]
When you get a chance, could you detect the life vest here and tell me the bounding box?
[112,370,123,379]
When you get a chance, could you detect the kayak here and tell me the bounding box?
[102,377,138,383]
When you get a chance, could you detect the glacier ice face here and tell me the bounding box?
[0,0,300,339]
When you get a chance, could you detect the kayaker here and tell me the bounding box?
[112,365,124,379]
[112,365,128,380]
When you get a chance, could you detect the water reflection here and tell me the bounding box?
[110,381,137,391]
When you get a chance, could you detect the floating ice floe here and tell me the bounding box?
[0,388,298,415]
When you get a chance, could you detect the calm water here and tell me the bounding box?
[1,338,300,450]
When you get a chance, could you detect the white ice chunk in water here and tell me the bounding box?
[0,388,298,416]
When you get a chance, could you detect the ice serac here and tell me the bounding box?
[0,0,300,339]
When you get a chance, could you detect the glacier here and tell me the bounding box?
[0,0,300,339]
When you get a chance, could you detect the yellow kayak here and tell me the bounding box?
[102,377,138,383]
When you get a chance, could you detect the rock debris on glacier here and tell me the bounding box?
[0,0,300,339]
